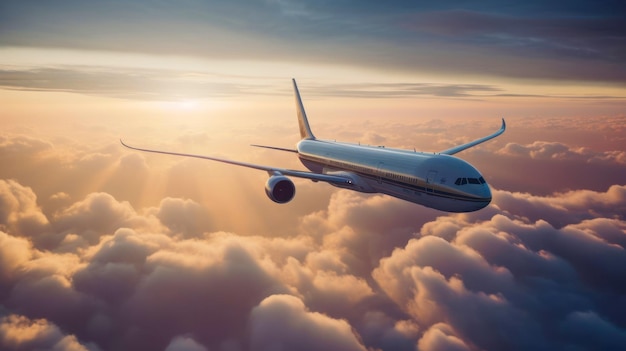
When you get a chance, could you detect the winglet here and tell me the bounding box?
[439,118,506,155]
[293,79,316,140]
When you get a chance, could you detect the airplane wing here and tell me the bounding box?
[120,140,353,185]
[439,119,506,155]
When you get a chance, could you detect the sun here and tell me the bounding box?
[176,100,198,110]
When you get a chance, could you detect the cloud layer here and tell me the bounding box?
[6,68,623,103]
[1,112,625,350]
[0,173,624,350]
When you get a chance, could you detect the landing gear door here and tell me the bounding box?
[426,170,437,193]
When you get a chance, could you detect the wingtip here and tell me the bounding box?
[501,118,506,130]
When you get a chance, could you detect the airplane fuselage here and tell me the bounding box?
[297,139,492,212]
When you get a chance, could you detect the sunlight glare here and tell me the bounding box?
[177,100,198,110]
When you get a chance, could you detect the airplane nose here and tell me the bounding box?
[479,184,492,208]
[483,184,492,200]
[471,184,492,211]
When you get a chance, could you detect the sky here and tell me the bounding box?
[0,1,625,350]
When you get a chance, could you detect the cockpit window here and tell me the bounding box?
[455,177,485,185]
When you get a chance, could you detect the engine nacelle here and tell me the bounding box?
[265,175,296,203]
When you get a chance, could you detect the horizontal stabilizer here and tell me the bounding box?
[251,144,298,153]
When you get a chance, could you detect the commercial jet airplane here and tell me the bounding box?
[121,79,505,212]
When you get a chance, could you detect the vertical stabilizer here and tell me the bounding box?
[292,79,316,140]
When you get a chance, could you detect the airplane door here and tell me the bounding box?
[426,170,437,193]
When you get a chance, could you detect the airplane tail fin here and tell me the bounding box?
[292,79,316,140]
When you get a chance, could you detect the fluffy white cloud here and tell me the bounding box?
[417,323,470,351]
[0,314,97,351]
[249,294,367,351]
[0,231,32,282]
[147,197,214,238]
[464,185,626,229]
[0,114,625,351]
[374,211,626,351]
[0,180,49,243]
[498,141,626,165]
[164,335,208,351]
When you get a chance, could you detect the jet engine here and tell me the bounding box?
[265,175,295,203]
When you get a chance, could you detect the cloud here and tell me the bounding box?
[302,82,503,99]
[0,180,50,245]
[0,111,626,351]
[51,192,154,247]
[299,190,441,276]
[0,134,53,155]
[0,314,97,351]
[404,9,625,62]
[358,313,420,351]
[0,165,625,351]
[164,335,208,351]
[417,323,470,351]
[398,10,626,82]
[373,210,626,351]
[0,67,517,103]
[4,68,624,103]
[0,231,32,283]
[248,294,367,351]
[147,197,214,238]
[559,311,626,350]
[0,183,284,350]
[0,130,332,235]
[0,134,124,213]
[464,127,626,195]
[0,68,278,101]
[498,141,626,164]
[488,185,626,228]
[0,174,425,350]
[278,257,374,317]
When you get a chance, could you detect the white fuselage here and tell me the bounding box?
[297,139,492,212]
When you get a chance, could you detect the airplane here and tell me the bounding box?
[121,79,505,212]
